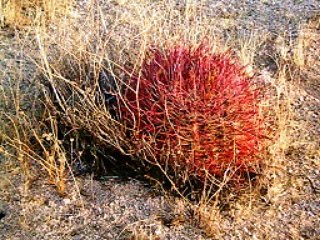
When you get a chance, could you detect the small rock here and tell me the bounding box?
[72,235,83,240]
[63,198,71,205]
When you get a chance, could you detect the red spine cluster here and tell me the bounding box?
[120,44,267,180]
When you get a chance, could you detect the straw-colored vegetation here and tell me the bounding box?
[0,0,73,28]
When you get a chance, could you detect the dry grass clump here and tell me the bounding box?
[292,15,320,99]
[292,15,319,69]
[0,50,70,195]
[0,5,74,195]
[0,0,73,28]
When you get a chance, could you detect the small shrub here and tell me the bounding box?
[119,44,269,182]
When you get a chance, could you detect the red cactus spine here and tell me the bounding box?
[120,44,268,181]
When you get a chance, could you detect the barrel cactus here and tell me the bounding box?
[119,44,269,183]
